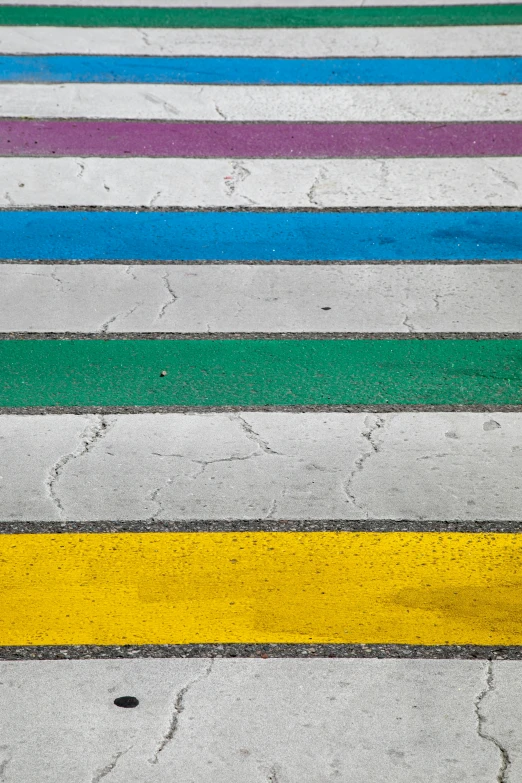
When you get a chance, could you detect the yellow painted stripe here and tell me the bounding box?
[2,531,522,647]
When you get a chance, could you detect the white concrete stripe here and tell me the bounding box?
[2,412,520,522]
[2,25,520,56]
[0,659,505,783]
[4,264,521,334]
[4,157,521,208]
[1,84,519,121]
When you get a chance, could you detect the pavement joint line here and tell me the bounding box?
[2,520,522,534]
[2,258,520,266]
[1,332,521,340]
[1,118,520,125]
[2,405,522,414]
[1,644,522,661]
[0,205,520,212]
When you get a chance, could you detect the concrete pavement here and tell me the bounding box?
[1,1,521,779]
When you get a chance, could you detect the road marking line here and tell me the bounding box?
[2,120,521,158]
[0,210,520,261]
[0,5,520,28]
[3,531,522,646]
[0,338,521,407]
[2,55,521,84]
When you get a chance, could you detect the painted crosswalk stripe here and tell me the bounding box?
[2,84,520,120]
[3,531,522,646]
[0,4,520,27]
[0,0,521,668]
[2,265,520,334]
[0,338,521,409]
[4,158,521,208]
[0,210,519,262]
[3,120,520,158]
[2,55,521,84]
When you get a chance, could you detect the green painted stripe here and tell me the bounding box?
[1,339,520,408]
[0,5,520,28]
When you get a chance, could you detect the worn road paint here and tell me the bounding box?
[1,25,521,57]
[4,531,522,645]
[0,5,521,28]
[2,55,521,84]
[2,84,519,121]
[2,264,521,334]
[0,210,520,261]
[3,120,520,158]
[0,339,521,408]
[4,157,521,208]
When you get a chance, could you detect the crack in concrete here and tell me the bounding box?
[3,191,14,206]
[487,165,519,192]
[142,91,180,116]
[91,746,131,783]
[124,265,138,281]
[45,416,114,519]
[233,414,284,456]
[267,766,281,783]
[213,101,227,120]
[21,269,65,293]
[343,415,386,514]
[474,661,511,783]
[157,271,178,321]
[0,746,12,782]
[138,28,151,48]
[149,659,214,764]
[402,314,415,333]
[148,189,162,208]
[223,160,255,204]
[307,167,327,207]
[148,451,260,516]
[76,161,85,179]
[100,304,139,333]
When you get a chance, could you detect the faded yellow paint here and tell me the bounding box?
[1,531,522,646]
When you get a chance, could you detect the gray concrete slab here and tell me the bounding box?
[0,658,510,783]
[3,157,521,208]
[2,84,519,120]
[2,264,521,334]
[0,412,519,522]
[2,25,519,56]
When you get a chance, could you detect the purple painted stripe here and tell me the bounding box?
[1,120,520,158]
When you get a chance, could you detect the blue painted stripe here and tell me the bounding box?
[1,56,521,85]
[1,211,520,262]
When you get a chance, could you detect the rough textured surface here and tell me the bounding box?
[0,0,518,6]
[1,84,519,120]
[1,338,522,407]
[2,157,521,207]
[2,210,521,262]
[0,412,519,521]
[0,4,520,27]
[6,530,522,646]
[1,264,520,333]
[3,54,520,85]
[1,25,520,57]
[2,120,521,158]
[0,658,508,782]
